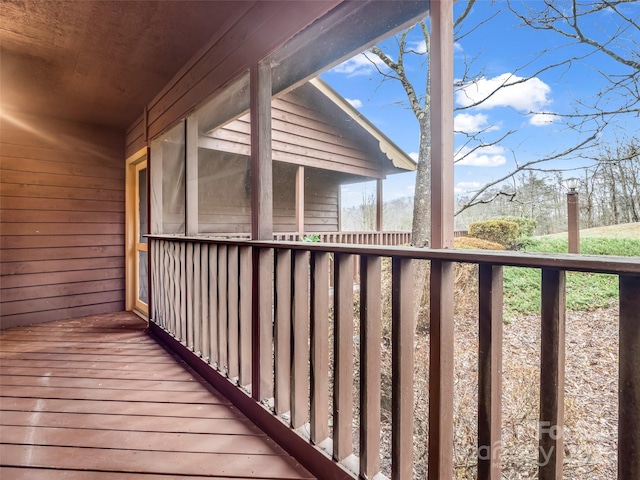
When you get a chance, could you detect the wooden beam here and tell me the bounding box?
[295,165,305,234]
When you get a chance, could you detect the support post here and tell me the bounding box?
[250,60,274,401]
[296,165,305,235]
[567,192,579,253]
[376,178,383,232]
[429,2,455,478]
[186,115,199,236]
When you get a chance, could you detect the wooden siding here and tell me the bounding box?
[197,160,338,234]
[0,114,125,329]
[199,86,390,179]
[125,114,145,159]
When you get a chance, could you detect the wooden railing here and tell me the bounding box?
[148,235,640,480]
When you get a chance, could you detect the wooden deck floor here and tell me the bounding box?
[0,312,315,479]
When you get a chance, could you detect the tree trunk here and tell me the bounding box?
[412,117,431,248]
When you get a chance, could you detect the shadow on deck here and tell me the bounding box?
[0,312,315,479]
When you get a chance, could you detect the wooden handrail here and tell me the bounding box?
[149,235,640,480]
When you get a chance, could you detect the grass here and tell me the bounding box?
[542,221,640,239]
[503,233,640,319]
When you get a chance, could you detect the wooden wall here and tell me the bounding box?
[0,113,125,329]
[200,85,387,179]
[197,158,338,234]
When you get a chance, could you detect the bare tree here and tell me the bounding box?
[363,0,639,238]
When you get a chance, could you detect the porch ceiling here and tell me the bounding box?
[0,1,258,129]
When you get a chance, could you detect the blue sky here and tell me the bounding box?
[320,1,639,208]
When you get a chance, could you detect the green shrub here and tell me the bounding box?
[468,219,519,249]
[498,216,537,242]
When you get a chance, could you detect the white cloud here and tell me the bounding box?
[332,52,389,77]
[455,73,552,112]
[346,98,363,108]
[454,42,463,53]
[454,113,499,133]
[455,145,507,167]
[529,112,555,126]
[408,40,427,54]
[409,152,419,161]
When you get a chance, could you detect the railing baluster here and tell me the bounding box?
[292,250,310,429]
[619,274,640,480]
[186,242,194,349]
[208,244,219,366]
[478,263,503,480]
[392,257,414,480]
[159,241,170,332]
[333,252,354,462]
[218,245,228,374]
[193,243,201,354]
[227,245,239,379]
[239,246,252,386]
[180,242,187,342]
[539,268,566,480]
[200,244,209,361]
[275,249,292,416]
[360,255,382,478]
[429,259,455,480]
[253,247,274,401]
[310,251,330,444]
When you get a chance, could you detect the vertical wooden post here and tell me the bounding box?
[539,268,566,480]
[428,259,455,479]
[619,275,640,480]
[429,2,455,478]
[251,60,274,401]
[275,249,292,416]
[478,264,503,480]
[296,165,305,234]
[567,192,580,254]
[392,257,414,480]
[376,178,383,232]
[333,252,354,462]
[430,0,455,250]
[310,251,330,444]
[291,250,309,429]
[360,255,382,478]
[185,115,198,236]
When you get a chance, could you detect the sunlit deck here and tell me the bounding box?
[0,312,315,480]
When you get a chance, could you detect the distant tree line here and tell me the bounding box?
[342,136,639,235]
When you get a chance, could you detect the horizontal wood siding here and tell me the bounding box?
[0,114,126,329]
[200,87,386,179]
[125,114,145,159]
[273,163,339,233]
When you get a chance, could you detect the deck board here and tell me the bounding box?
[0,312,315,479]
